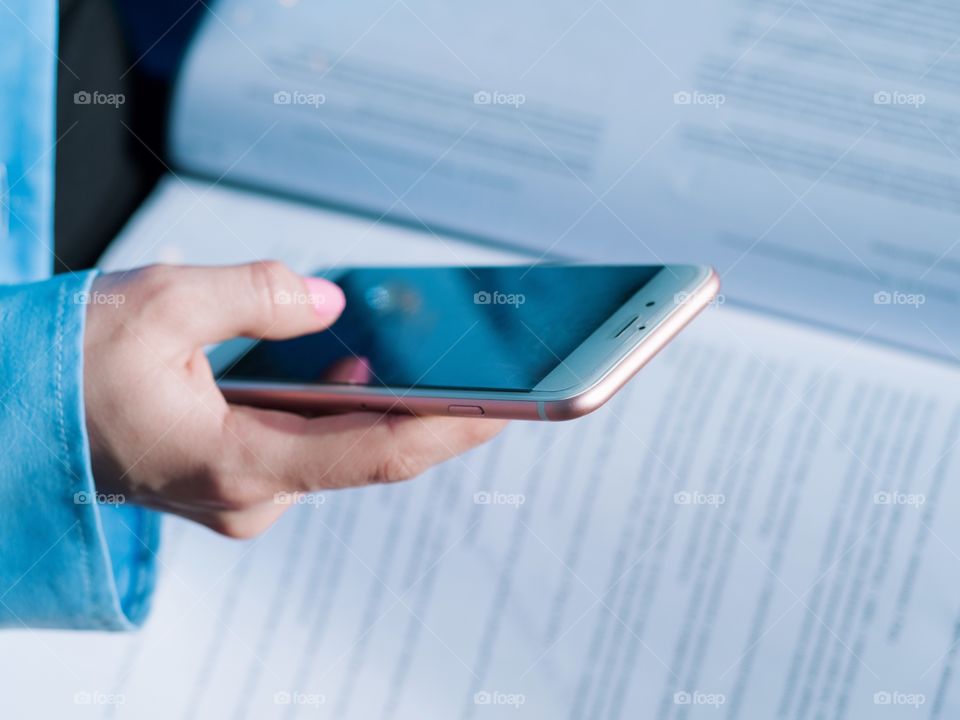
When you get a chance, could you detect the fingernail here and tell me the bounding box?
[346,356,371,384]
[304,277,345,318]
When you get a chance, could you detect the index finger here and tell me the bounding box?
[220,406,507,494]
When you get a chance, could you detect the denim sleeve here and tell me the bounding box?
[0,270,160,630]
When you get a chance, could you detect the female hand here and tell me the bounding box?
[83,261,505,538]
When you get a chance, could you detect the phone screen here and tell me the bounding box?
[219,265,663,392]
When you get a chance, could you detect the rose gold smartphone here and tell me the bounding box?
[211,264,719,421]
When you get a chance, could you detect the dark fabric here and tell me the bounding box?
[54,0,203,272]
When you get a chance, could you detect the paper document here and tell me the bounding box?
[8,183,960,717]
[170,0,960,358]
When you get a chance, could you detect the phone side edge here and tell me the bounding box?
[538,265,720,421]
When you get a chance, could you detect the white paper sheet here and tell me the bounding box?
[168,0,960,358]
[6,180,960,719]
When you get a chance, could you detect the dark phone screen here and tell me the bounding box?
[220,265,662,392]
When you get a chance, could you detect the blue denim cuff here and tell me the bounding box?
[0,271,160,630]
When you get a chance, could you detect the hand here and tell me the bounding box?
[83,261,506,538]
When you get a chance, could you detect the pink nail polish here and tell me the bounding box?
[304,277,346,318]
[346,356,372,384]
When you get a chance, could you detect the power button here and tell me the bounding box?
[447,404,485,416]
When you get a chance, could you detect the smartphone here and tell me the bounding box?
[210,263,719,421]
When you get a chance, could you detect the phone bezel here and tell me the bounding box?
[212,264,718,420]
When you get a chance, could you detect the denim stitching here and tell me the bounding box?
[56,281,98,625]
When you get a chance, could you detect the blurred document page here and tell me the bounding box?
[7,300,960,718]
[170,0,960,358]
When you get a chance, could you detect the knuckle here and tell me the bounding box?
[247,260,292,326]
[133,265,189,329]
[136,264,180,301]
[252,259,290,278]
[198,464,263,512]
[372,451,422,483]
[368,416,430,483]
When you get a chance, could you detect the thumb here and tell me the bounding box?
[151,261,345,345]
